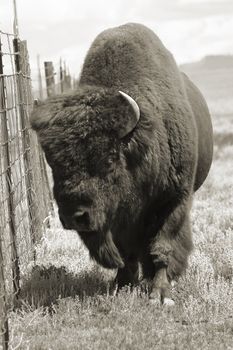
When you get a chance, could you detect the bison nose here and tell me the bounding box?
[73,209,90,230]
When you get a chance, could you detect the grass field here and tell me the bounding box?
[8,101,233,349]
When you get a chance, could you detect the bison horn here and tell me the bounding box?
[118,91,140,138]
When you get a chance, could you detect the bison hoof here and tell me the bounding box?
[170,280,176,287]
[163,297,175,306]
[149,291,175,306]
[149,289,161,305]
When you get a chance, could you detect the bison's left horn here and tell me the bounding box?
[118,91,140,138]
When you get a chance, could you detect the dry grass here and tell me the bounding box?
[7,100,233,350]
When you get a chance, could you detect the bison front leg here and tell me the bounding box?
[147,200,193,305]
[140,255,173,304]
[149,267,175,305]
[115,258,139,288]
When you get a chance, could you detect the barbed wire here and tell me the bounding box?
[0,30,15,36]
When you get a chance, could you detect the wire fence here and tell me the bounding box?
[0,30,53,350]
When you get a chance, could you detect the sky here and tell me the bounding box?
[1,0,233,87]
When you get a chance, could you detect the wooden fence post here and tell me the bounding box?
[0,36,20,299]
[39,152,54,218]
[0,230,9,350]
[0,66,9,350]
[37,55,43,100]
[13,38,40,259]
[44,61,55,97]
[59,58,64,94]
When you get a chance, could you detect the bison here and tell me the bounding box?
[31,23,213,305]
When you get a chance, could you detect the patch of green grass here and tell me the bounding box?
[7,110,233,350]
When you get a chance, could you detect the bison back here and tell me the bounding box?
[79,23,180,90]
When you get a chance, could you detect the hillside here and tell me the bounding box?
[180,55,233,111]
[181,55,233,72]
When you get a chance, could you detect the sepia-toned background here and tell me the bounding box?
[1,0,233,83]
[0,1,233,349]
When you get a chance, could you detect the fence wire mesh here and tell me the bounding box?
[0,30,53,350]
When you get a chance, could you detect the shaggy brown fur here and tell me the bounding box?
[31,23,213,302]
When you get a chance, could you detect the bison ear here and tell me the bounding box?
[118,91,140,138]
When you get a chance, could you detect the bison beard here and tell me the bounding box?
[79,230,124,269]
[31,23,213,305]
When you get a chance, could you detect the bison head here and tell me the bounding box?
[31,86,155,268]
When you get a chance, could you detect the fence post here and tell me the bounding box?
[0,36,9,350]
[59,58,64,94]
[13,38,40,259]
[37,55,43,100]
[0,230,9,350]
[39,152,54,219]
[44,61,55,97]
[65,69,72,91]
[0,36,20,299]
